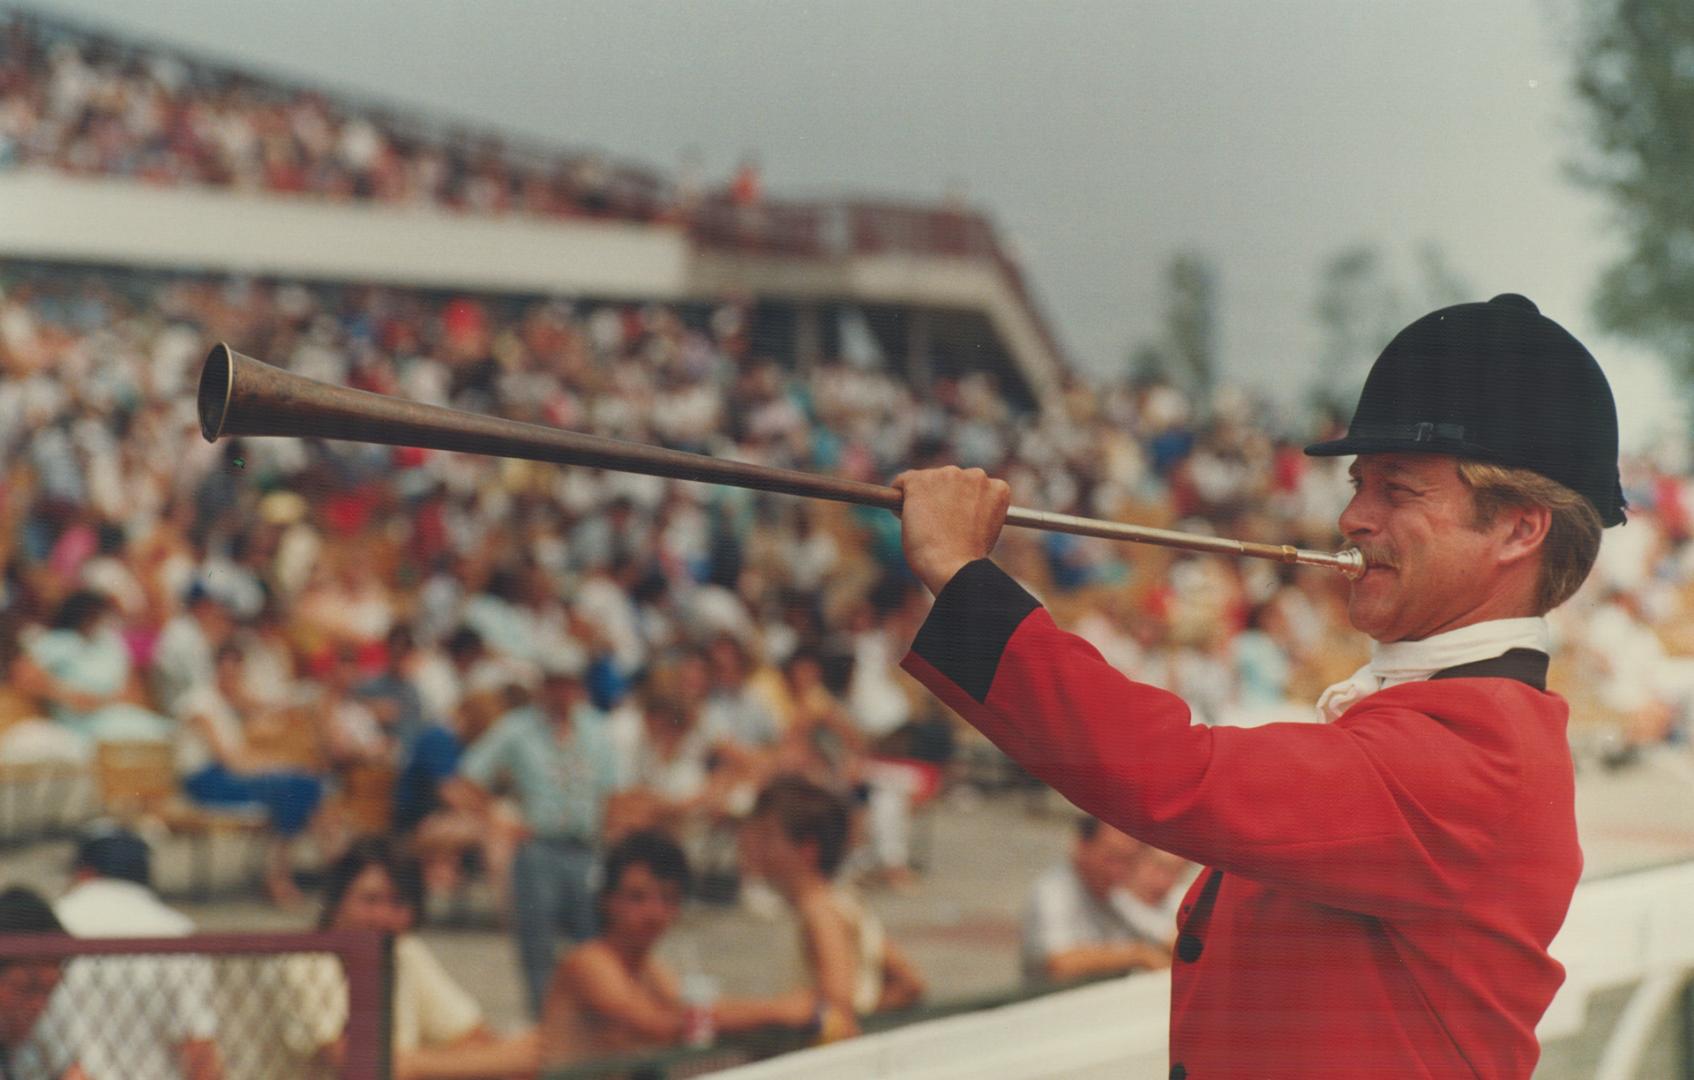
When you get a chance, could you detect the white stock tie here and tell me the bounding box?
[1314,617,1552,724]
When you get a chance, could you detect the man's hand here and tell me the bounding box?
[891,466,1012,595]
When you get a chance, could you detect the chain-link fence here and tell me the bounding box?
[0,931,392,1079]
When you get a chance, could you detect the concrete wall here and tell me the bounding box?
[0,171,690,298]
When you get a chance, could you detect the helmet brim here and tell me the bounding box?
[1303,435,1501,460]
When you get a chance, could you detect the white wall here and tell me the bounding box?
[0,171,690,298]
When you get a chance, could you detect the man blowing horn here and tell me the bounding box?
[893,294,1625,1079]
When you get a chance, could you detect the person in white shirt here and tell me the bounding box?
[284,837,537,1079]
[176,642,324,906]
[1021,816,1184,985]
[150,582,234,716]
[1580,588,1694,752]
[48,824,223,1080]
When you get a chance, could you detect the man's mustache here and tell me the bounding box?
[1343,545,1398,571]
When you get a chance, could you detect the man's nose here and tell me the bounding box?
[1338,492,1376,540]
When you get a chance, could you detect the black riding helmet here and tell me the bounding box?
[1305,293,1626,527]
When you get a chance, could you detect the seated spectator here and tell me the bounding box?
[49,824,223,1080]
[604,688,718,840]
[777,647,935,891]
[175,641,325,905]
[692,639,783,818]
[1021,816,1182,985]
[150,581,235,716]
[439,626,538,733]
[1125,845,1189,936]
[774,647,866,787]
[286,837,538,1079]
[236,601,304,710]
[744,777,925,1039]
[1219,600,1313,727]
[293,552,395,655]
[356,626,462,836]
[12,589,170,746]
[1583,588,1694,756]
[540,831,814,1067]
[702,636,784,764]
[316,645,391,772]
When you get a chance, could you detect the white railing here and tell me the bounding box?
[718,858,1694,1080]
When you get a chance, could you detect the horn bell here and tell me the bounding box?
[197,343,238,443]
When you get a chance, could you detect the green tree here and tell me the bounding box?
[1123,251,1219,395]
[1312,244,1402,393]
[1570,0,1694,374]
[1165,252,1219,396]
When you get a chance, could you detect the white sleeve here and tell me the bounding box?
[1109,890,1179,945]
[396,936,483,1052]
[1023,869,1085,961]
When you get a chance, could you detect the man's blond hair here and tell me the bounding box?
[1457,460,1604,614]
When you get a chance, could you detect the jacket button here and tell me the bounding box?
[1170,1066,1187,1079]
[1176,932,1203,963]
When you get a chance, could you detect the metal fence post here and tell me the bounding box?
[341,930,395,1080]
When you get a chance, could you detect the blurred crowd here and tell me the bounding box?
[4,254,1694,859]
[3,8,1693,1077]
[0,11,696,223]
[4,255,1694,1071]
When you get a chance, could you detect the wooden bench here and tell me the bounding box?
[93,740,270,898]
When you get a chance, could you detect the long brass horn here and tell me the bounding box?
[198,344,1365,579]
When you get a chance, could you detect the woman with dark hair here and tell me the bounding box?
[12,588,170,745]
[287,837,537,1079]
[0,887,89,1080]
[540,830,814,1067]
[314,836,426,932]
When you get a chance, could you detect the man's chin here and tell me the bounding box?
[1345,598,1394,641]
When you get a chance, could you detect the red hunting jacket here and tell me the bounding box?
[901,561,1582,1079]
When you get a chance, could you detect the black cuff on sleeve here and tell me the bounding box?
[911,559,1041,703]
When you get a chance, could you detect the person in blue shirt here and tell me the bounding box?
[445,654,625,1017]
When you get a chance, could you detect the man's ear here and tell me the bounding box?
[1497,502,1552,566]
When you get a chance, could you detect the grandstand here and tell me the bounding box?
[2,6,1694,1079]
[0,7,1065,413]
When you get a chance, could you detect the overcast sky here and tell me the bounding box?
[24,0,1684,444]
